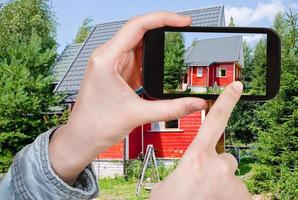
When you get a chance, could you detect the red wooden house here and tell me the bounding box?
[184,35,244,93]
[53,6,227,177]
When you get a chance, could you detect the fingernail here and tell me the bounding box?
[232,81,243,93]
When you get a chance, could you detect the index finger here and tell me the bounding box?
[109,12,191,56]
[194,82,243,151]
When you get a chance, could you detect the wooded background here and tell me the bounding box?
[0,0,297,198]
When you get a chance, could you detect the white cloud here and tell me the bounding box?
[225,0,285,26]
[243,34,266,46]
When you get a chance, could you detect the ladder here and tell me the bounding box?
[136,145,160,196]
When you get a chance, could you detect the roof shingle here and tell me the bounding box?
[55,6,225,101]
[52,43,82,83]
[185,35,244,67]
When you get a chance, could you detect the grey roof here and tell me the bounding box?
[55,6,225,101]
[51,43,82,83]
[185,35,244,67]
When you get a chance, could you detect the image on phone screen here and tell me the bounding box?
[163,32,267,95]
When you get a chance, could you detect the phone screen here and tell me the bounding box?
[163,32,267,95]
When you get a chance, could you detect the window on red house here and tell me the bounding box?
[197,67,203,77]
[151,119,179,131]
[216,67,226,77]
[165,120,179,128]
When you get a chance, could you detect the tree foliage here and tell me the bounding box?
[74,17,93,44]
[0,0,60,172]
[250,39,267,95]
[228,17,236,27]
[164,32,186,91]
[245,10,298,198]
[0,0,56,59]
[226,33,264,145]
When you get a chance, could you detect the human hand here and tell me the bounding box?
[150,82,252,200]
[49,12,207,184]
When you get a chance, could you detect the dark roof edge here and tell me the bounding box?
[54,27,97,93]
[185,60,240,66]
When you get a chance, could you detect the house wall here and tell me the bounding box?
[188,63,235,88]
[97,141,123,159]
[211,63,234,87]
[144,111,202,158]
[96,111,203,160]
[235,63,241,81]
[188,67,208,86]
[129,126,142,159]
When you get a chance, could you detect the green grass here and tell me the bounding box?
[96,177,150,200]
[95,157,254,199]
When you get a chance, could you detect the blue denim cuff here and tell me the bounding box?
[2,127,99,200]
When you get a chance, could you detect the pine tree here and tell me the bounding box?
[246,10,298,198]
[242,41,253,93]
[228,17,236,27]
[226,41,261,145]
[250,39,267,95]
[164,32,186,92]
[0,0,56,59]
[0,0,60,172]
[74,17,93,44]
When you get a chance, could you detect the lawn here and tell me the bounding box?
[96,177,150,200]
[95,157,255,199]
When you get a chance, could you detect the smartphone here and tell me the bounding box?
[142,26,281,101]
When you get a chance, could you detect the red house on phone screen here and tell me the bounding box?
[183,35,243,93]
[53,6,227,177]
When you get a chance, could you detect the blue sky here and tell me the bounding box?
[46,0,298,53]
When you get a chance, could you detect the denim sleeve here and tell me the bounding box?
[0,127,99,200]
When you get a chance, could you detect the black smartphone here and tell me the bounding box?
[142,26,281,101]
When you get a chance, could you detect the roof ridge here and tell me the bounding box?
[194,35,242,43]
[178,5,223,14]
[93,5,223,27]
[94,19,128,27]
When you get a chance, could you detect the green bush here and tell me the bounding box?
[244,11,298,199]
[125,159,179,181]
[245,164,276,193]
[125,160,143,180]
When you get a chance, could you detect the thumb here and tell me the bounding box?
[140,98,207,124]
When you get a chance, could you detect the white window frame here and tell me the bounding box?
[216,67,227,78]
[197,67,203,77]
[150,119,182,132]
